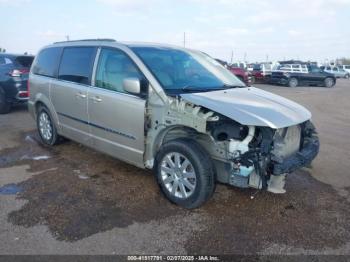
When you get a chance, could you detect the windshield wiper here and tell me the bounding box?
[168,84,246,94]
[181,86,214,92]
[222,84,246,89]
[181,85,234,92]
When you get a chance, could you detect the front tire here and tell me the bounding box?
[36,106,60,146]
[154,138,215,209]
[0,88,11,114]
[324,77,335,88]
[288,77,298,88]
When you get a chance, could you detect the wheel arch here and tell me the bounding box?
[324,76,336,85]
[32,95,61,132]
[152,125,201,158]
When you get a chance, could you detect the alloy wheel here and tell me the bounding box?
[325,78,334,88]
[39,112,53,141]
[160,152,197,199]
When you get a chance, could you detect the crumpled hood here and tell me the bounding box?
[180,87,311,129]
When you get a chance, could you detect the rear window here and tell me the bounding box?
[58,47,96,85]
[32,47,62,77]
[253,64,261,70]
[14,56,34,68]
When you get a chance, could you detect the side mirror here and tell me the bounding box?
[123,78,141,95]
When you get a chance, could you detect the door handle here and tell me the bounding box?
[75,93,87,99]
[90,96,102,102]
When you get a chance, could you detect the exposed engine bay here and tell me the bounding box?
[205,113,319,193]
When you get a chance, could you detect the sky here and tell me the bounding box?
[0,0,350,63]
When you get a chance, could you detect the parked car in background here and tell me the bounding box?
[29,39,319,208]
[231,62,246,69]
[341,65,350,74]
[215,59,250,85]
[273,62,308,73]
[323,66,349,79]
[0,53,34,114]
[249,63,272,83]
[270,62,336,88]
[229,67,250,84]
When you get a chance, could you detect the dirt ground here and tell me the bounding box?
[0,79,350,255]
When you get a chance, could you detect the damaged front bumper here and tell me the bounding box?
[272,122,320,175]
[217,121,320,192]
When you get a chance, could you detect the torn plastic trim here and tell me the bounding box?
[272,122,320,175]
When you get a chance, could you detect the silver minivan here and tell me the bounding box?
[28,39,319,208]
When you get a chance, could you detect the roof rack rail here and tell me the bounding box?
[53,38,116,44]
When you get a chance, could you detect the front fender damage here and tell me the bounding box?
[145,96,319,194]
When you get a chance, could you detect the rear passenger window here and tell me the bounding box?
[58,47,96,85]
[292,65,301,72]
[32,47,62,77]
[95,48,142,93]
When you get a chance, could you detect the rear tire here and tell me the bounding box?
[0,88,11,114]
[36,105,60,146]
[154,138,215,209]
[288,78,298,88]
[324,77,335,88]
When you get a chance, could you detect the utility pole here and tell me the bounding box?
[66,35,70,41]
[244,52,247,63]
[183,32,186,48]
[266,54,269,62]
[230,50,234,64]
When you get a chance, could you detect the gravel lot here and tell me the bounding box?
[0,80,350,255]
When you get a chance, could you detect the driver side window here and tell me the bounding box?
[95,48,142,93]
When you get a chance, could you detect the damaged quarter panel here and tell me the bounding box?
[180,87,311,129]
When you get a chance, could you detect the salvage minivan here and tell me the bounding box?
[28,39,319,208]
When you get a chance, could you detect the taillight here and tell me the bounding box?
[8,69,29,77]
[18,91,29,98]
[27,80,30,97]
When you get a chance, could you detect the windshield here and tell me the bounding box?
[131,47,245,94]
